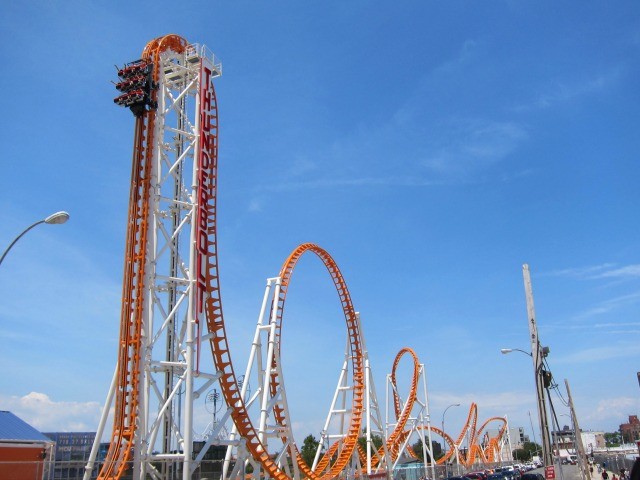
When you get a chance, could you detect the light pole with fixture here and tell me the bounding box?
[0,211,70,267]
[442,403,460,478]
[501,264,554,469]
[501,341,553,468]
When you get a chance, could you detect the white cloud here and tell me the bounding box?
[593,322,640,328]
[262,117,528,192]
[427,391,538,440]
[431,391,532,411]
[256,40,530,193]
[0,392,104,432]
[572,291,640,320]
[582,397,640,424]
[248,198,263,212]
[515,69,622,111]
[550,263,640,281]
[546,263,617,279]
[422,119,528,177]
[592,265,640,279]
[286,156,318,178]
[555,343,640,364]
[264,175,444,192]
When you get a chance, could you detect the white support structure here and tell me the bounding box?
[385,361,435,478]
[313,337,352,472]
[359,314,392,477]
[84,44,228,480]
[505,416,513,463]
[312,312,391,477]
[223,277,299,480]
[141,43,225,480]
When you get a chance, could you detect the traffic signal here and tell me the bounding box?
[541,369,553,388]
[113,60,157,116]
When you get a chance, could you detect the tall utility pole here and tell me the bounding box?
[523,264,553,467]
[565,379,591,480]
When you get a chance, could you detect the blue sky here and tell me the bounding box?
[1,1,639,448]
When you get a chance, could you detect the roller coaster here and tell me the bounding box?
[83,34,511,480]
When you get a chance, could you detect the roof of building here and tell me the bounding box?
[0,411,53,443]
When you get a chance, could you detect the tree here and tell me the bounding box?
[604,432,622,447]
[301,435,320,468]
[358,432,384,454]
[512,441,542,462]
[513,448,528,461]
[411,438,442,462]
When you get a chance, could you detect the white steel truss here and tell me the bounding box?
[385,362,436,479]
[223,281,389,480]
[345,314,391,477]
[141,43,225,480]
[223,277,300,480]
[84,44,230,480]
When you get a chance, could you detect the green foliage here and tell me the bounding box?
[301,435,320,468]
[512,441,541,461]
[412,439,425,461]
[410,438,442,462]
[513,448,528,461]
[358,433,384,454]
[604,432,622,447]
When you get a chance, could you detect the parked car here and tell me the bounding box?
[521,473,544,480]
[466,472,488,480]
[487,474,507,480]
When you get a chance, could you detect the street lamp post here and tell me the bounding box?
[501,344,552,467]
[500,265,554,468]
[522,265,554,468]
[0,211,70,267]
[442,403,460,479]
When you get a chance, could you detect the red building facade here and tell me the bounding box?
[620,415,640,443]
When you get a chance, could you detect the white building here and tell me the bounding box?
[485,426,530,460]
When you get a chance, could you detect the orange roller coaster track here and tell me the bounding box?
[270,243,365,480]
[379,348,421,465]
[389,400,509,469]
[94,33,511,480]
[429,405,509,468]
[97,34,365,480]
[98,34,189,480]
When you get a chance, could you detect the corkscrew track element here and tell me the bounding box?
[384,397,508,469]
[423,406,509,467]
[372,347,422,467]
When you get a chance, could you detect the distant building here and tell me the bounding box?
[552,425,575,458]
[486,426,529,449]
[619,415,640,443]
[0,410,55,480]
[581,431,605,454]
[551,426,606,459]
[485,426,529,461]
[192,442,228,479]
[43,432,98,480]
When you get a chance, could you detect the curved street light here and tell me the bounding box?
[0,211,70,266]
[442,403,460,477]
[501,344,553,468]
[500,348,532,356]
